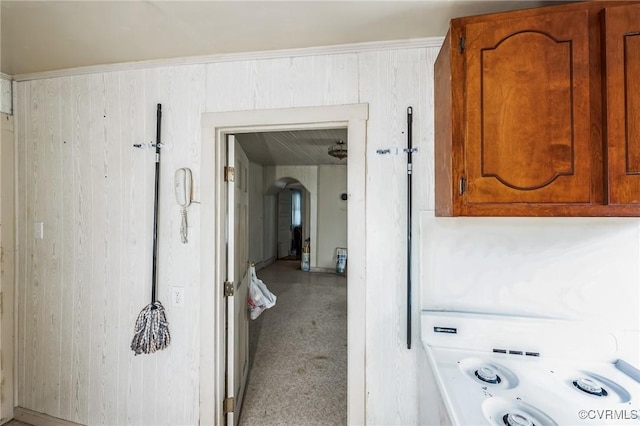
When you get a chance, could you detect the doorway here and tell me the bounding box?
[199,104,368,425]
[233,128,348,423]
[277,186,306,260]
[240,261,347,425]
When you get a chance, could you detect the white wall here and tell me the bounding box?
[419,214,640,363]
[263,194,277,264]
[15,41,638,426]
[247,161,264,265]
[14,49,434,425]
[0,77,12,115]
[317,165,347,270]
[15,68,205,425]
[1,113,15,424]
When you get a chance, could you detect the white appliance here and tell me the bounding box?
[421,311,640,426]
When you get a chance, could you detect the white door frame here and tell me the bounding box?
[200,103,368,425]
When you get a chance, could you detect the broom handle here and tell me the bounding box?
[151,103,162,304]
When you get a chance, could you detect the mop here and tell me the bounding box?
[131,103,171,355]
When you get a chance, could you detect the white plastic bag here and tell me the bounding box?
[246,265,277,320]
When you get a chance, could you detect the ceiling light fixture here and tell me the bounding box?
[328,140,347,160]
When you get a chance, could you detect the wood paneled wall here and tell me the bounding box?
[360,47,435,423]
[15,48,437,425]
[16,67,206,425]
[1,113,16,424]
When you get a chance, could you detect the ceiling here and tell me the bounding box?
[1,0,559,76]
[1,0,567,164]
[235,128,348,166]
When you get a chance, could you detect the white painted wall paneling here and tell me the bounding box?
[0,113,15,423]
[358,48,430,425]
[15,65,205,425]
[17,44,450,425]
[205,54,360,112]
[0,78,12,115]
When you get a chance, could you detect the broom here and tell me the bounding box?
[131,103,171,355]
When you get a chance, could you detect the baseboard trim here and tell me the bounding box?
[309,267,341,274]
[255,257,276,271]
[13,407,84,426]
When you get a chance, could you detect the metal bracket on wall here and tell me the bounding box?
[133,142,164,149]
[375,147,418,156]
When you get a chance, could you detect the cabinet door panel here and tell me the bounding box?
[605,4,640,204]
[464,10,591,204]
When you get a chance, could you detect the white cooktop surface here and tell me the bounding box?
[421,311,640,426]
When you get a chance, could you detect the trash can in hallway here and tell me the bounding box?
[335,247,347,275]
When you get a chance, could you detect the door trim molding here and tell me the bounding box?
[200,103,368,425]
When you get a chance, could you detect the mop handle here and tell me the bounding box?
[151,103,162,304]
[406,106,413,349]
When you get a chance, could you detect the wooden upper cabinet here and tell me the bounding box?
[435,1,640,216]
[604,3,640,204]
[464,11,591,205]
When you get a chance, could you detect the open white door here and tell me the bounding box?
[224,134,250,426]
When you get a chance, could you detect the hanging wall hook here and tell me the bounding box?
[133,142,164,149]
[375,147,418,156]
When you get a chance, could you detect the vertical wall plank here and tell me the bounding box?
[0,112,16,424]
[58,75,74,421]
[290,54,360,107]
[41,77,64,417]
[86,72,109,425]
[115,68,147,426]
[205,54,359,112]
[139,67,162,426]
[15,80,27,409]
[358,48,429,426]
[205,60,254,112]
[162,64,206,426]
[71,74,93,424]
[27,79,46,411]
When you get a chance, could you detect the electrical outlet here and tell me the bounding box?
[171,286,185,307]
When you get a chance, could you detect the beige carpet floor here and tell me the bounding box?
[238,260,347,426]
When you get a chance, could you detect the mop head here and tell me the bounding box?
[131,301,171,355]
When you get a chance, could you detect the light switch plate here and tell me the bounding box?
[34,222,44,239]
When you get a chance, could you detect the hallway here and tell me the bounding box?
[238,261,347,426]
